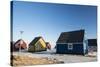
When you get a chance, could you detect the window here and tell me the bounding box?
[68,43,73,50]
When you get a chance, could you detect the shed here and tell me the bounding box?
[88,39,97,52]
[28,36,47,52]
[56,30,88,55]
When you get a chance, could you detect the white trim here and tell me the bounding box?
[68,43,73,50]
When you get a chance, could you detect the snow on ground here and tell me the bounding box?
[12,49,97,63]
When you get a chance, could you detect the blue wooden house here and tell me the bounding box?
[56,30,88,55]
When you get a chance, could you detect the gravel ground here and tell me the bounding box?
[12,49,97,64]
[11,55,62,66]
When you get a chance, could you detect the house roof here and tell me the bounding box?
[88,39,97,46]
[56,30,85,43]
[29,36,45,46]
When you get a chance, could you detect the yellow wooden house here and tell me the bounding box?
[28,36,47,52]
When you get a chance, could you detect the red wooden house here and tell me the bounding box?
[12,39,27,51]
[46,42,51,50]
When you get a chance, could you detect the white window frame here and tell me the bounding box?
[68,43,73,50]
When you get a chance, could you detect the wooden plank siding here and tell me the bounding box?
[57,43,84,55]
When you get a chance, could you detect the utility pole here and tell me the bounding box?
[19,31,24,53]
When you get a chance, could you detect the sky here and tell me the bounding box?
[12,1,97,48]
